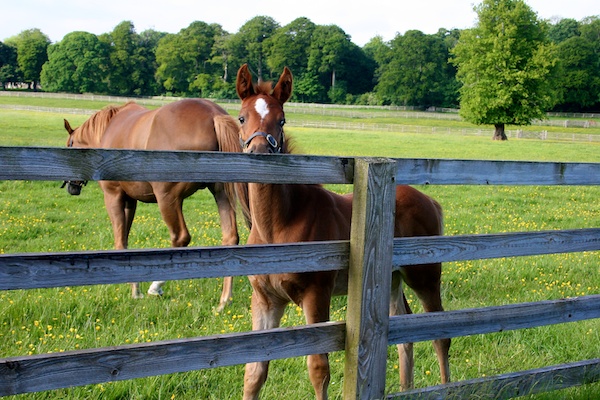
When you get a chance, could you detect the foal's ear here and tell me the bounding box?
[236,64,255,100]
[64,119,74,135]
[273,67,293,105]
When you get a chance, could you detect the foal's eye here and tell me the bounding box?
[279,118,286,127]
[238,116,245,124]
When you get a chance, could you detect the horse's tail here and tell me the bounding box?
[213,115,252,229]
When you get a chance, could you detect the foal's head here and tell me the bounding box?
[235,64,293,154]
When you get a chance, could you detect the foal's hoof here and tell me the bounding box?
[147,286,164,296]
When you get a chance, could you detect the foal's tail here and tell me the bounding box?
[213,115,252,229]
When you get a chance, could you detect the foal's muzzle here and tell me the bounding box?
[241,131,283,153]
[61,180,87,196]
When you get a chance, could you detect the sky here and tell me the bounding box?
[2,0,598,46]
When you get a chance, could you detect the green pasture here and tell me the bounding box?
[0,99,599,399]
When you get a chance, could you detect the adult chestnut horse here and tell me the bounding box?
[63,99,240,309]
[235,64,450,399]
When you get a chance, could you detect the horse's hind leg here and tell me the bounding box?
[209,183,239,311]
[402,263,451,384]
[390,271,414,390]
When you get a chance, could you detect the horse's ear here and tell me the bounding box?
[236,64,255,100]
[273,67,293,105]
[64,119,74,135]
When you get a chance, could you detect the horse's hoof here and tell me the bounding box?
[147,286,164,296]
[216,299,232,313]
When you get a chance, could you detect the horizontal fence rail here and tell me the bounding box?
[392,359,600,400]
[2,146,600,185]
[0,322,347,396]
[0,146,598,398]
[2,229,598,291]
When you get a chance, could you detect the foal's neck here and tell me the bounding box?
[248,182,298,242]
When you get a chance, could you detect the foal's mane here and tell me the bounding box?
[254,80,275,96]
[76,102,131,144]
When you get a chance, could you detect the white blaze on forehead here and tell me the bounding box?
[254,98,269,120]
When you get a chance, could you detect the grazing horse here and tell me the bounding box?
[235,64,450,399]
[63,99,240,309]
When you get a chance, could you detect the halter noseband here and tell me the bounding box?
[241,131,284,153]
[62,133,88,191]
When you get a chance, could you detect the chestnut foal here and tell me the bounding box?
[235,64,450,399]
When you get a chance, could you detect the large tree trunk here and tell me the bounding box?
[493,123,508,140]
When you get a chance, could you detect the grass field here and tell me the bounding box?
[0,96,599,399]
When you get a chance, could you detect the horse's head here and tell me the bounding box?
[62,119,88,195]
[236,64,293,154]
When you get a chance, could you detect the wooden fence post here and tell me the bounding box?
[344,157,396,399]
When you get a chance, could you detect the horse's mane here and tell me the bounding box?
[75,102,132,145]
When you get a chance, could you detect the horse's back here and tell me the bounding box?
[102,99,230,151]
[147,99,230,151]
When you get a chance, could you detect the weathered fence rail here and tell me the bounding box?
[0,146,599,398]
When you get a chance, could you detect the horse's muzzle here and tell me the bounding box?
[61,180,87,196]
[241,131,282,154]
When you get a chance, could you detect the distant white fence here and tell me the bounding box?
[1,103,599,142]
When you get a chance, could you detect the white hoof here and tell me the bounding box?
[147,282,164,296]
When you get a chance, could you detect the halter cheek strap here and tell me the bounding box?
[241,131,284,153]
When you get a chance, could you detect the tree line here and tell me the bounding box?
[1,2,599,120]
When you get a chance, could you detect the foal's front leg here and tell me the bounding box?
[101,185,142,298]
[302,286,334,400]
[243,285,286,400]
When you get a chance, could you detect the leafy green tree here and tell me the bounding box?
[451,0,559,140]
[375,30,451,107]
[339,42,376,101]
[209,27,233,84]
[437,28,461,108]
[266,17,315,77]
[363,36,391,65]
[102,21,147,96]
[40,31,109,93]
[155,21,221,96]
[554,36,599,111]
[307,25,354,102]
[294,72,325,102]
[0,41,20,89]
[228,16,279,80]
[135,29,166,96]
[548,18,580,43]
[7,29,50,90]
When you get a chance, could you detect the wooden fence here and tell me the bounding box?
[0,146,599,399]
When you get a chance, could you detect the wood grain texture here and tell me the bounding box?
[392,228,600,267]
[2,146,599,397]
[0,241,349,290]
[394,158,600,185]
[344,158,396,400]
[389,358,600,399]
[0,147,353,184]
[0,322,345,396]
[2,146,599,185]
[388,295,600,344]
